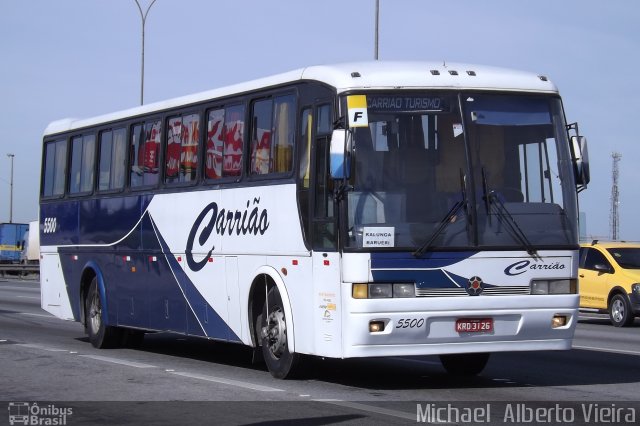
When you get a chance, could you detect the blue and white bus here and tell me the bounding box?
[40,61,589,378]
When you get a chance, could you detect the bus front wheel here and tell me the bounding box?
[85,278,121,349]
[439,352,490,376]
[259,286,302,379]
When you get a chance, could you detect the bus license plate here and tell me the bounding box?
[455,318,493,333]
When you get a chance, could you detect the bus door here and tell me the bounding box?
[309,103,342,357]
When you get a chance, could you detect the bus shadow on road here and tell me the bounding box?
[75,331,640,391]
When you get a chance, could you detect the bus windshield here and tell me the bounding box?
[344,92,578,251]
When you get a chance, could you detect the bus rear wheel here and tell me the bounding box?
[439,353,490,376]
[85,278,121,349]
[259,286,302,379]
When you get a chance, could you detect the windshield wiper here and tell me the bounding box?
[486,190,538,257]
[413,170,467,257]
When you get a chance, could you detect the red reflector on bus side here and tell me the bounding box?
[324,260,330,266]
[208,258,213,262]
[292,260,298,265]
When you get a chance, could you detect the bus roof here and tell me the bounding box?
[44,61,558,136]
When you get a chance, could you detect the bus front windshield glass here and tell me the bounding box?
[344,93,578,251]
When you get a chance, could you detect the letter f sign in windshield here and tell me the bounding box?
[347,95,369,127]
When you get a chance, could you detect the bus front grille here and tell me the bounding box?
[415,286,531,297]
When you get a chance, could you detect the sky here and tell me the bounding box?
[1,0,639,240]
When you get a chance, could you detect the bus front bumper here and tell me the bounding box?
[341,296,578,358]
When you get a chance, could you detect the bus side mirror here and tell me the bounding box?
[571,135,590,188]
[330,129,351,179]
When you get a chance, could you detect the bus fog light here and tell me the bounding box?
[353,284,368,299]
[369,320,385,332]
[393,283,415,298]
[369,283,392,298]
[552,315,568,328]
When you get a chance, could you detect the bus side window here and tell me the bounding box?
[166,113,199,184]
[42,139,67,197]
[130,120,161,188]
[249,94,296,176]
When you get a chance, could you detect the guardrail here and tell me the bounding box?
[0,263,40,278]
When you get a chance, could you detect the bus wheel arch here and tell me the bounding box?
[248,268,300,378]
[79,265,100,328]
[248,268,294,352]
[79,263,121,348]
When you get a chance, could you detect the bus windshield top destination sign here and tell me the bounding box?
[367,95,448,113]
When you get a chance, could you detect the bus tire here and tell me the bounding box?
[609,293,634,327]
[439,352,490,376]
[85,278,121,349]
[259,286,302,379]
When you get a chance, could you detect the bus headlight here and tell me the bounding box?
[531,279,577,294]
[393,283,416,298]
[369,283,393,298]
[352,283,416,298]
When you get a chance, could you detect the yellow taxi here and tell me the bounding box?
[578,240,640,326]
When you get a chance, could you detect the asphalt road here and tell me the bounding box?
[1,278,639,425]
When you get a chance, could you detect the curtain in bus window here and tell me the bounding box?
[251,99,273,175]
[130,124,144,187]
[99,131,113,191]
[273,95,295,173]
[223,105,244,177]
[44,140,66,197]
[69,137,82,193]
[143,121,161,186]
[69,135,95,194]
[111,128,126,189]
[181,114,199,182]
[166,117,183,181]
[44,142,56,196]
[299,109,312,188]
[80,135,95,193]
[206,109,224,179]
[53,141,66,196]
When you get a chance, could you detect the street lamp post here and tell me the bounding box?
[7,153,14,223]
[374,0,380,60]
[134,0,158,105]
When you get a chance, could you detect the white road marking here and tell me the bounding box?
[0,286,40,292]
[314,399,418,422]
[17,343,68,352]
[79,354,157,368]
[18,312,53,318]
[573,345,640,356]
[171,371,284,392]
